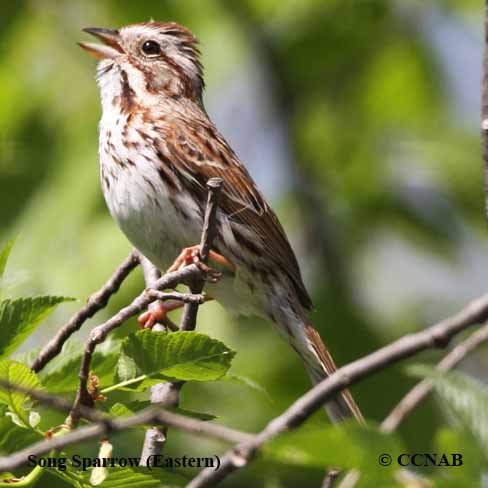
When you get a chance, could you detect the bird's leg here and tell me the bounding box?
[138,296,214,330]
[138,299,182,330]
[167,245,236,274]
[138,246,233,331]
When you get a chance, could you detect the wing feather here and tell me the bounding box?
[156,116,313,311]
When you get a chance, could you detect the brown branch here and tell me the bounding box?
[138,253,176,465]
[140,178,223,465]
[68,264,205,425]
[0,379,109,426]
[382,322,488,432]
[3,276,488,483]
[31,251,140,373]
[0,395,252,473]
[381,0,488,437]
[70,179,222,427]
[338,325,488,488]
[322,469,341,488]
[146,290,205,304]
[187,292,488,488]
[138,254,171,332]
[181,177,223,331]
[338,6,488,486]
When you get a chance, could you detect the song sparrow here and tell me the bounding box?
[79,22,363,423]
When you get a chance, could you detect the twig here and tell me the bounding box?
[322,469,341,488]
[146,289,205,304]
[31,251,140,373]
[140,178,223,464]
[339,5,488,486]
[181,177,223,331]
[70,180,222,426]
[187,292,488,488]
[68,264,206,424]
[0,379,109,426]
[138,253,174,465]
[382,0,488,438]
[138,254,169,332]
[382,322,488,432]
[0,401,252,473]
[339,325,488,488]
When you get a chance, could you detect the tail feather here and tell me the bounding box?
[268,293,364,424]
[304,324,365,424]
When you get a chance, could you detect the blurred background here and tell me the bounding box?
[0,0,486,486]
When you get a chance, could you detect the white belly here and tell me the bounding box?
[102,160,202,271]
[99,117,267,318]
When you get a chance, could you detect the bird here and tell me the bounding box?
[79,22,364,424]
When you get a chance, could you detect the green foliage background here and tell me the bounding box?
[0,0,487,487]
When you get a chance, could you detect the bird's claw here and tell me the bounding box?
[168,245,223,283]
[137,301,179,330]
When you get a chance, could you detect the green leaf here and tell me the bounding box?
[0,237,16,285]
[114,331,235,390]
[0,473,16,481]
[88,466,186,487]
[40,341,119,393]
[431,428,483,487]
[409,364,488,460]
[48,463,186,487]
[108,401,150,418]
[0,360,41,428]
[0,296,75,359]
[264,421,404,481]
[115,350,139,384]
[0,405,40,453]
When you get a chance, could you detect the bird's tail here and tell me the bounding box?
[281,317,364,424]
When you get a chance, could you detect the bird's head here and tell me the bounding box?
[79,22,204,105]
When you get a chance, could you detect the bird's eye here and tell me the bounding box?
[141,40,161,56]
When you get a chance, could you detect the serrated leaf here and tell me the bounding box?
[0,237,16,286]
[48,462,186,487]
[40,343,119,393]
[0,296,75,359]
[409,364,488,460]
[87,466,186,487]
[264,421,404,481]
[115,331,235,388]
[0,360,41,428]
[0,405,40,453]
[0,419,39,453]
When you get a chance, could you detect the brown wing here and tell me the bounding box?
[156,116,313,311]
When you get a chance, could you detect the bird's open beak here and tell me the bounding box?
[78,27,124,60]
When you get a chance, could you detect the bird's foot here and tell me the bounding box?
[167,245,202,273]
[137,300,181,330]
[138,295,215,330]
[167,245,235,282]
